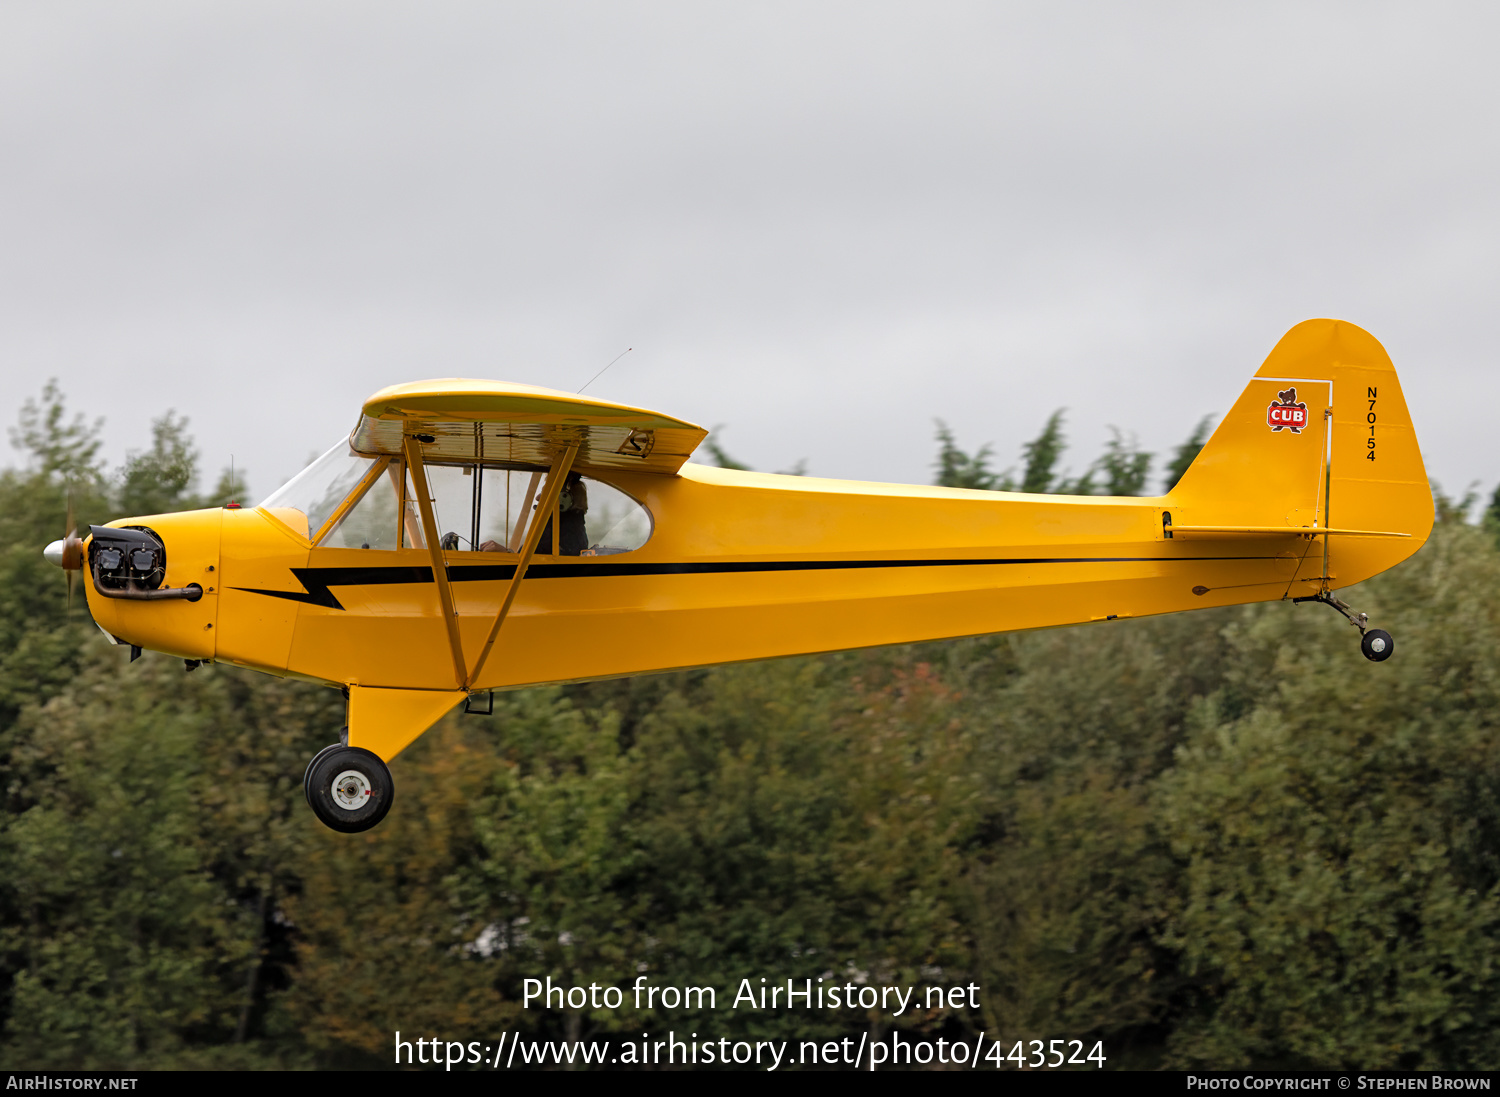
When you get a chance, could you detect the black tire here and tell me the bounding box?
[306,746,394,833]
[303,741,346,808]
[1361,628,1394,662]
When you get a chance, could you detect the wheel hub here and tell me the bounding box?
[331,769,373,811]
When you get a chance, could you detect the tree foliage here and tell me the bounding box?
[934,421,1003,490]
[1096,429,1152,497]
[931,411,1166,496]
[119,411,198,518]
[1019,410,1068,494]
[1162,415,1213,493]
[9,380,105,489]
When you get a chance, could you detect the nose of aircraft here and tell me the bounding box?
[42,529,85,608]
[43,531,84,571]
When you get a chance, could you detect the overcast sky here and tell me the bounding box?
[2,2,1496,507]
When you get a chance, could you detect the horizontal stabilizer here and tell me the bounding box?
[1169,524,1410,539]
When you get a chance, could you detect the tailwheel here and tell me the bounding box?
[306,746,394,833]
[1361,628,1394,663]
[1293,591,1395,662]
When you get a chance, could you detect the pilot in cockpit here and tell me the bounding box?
[474,471,588,555]
[534,472,588,556]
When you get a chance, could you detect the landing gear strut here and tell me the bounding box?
[1293,591,1394,662]
[304,744,395,832]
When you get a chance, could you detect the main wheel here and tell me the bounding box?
[306,746,394,833]
[303,741,346,807]
[1361,628,1394,662]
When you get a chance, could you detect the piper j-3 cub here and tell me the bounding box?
[46,319,1432,832]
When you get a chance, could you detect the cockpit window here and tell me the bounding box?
[259,443,378,541]
[322,462,401,550]
[289,447,654,556]
[580,478,652,554]
[407,464,653,556]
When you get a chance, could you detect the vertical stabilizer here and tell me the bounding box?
[1167,319,1431,589]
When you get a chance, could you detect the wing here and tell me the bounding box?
[350,379,708,475]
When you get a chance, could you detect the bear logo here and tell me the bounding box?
[1267,388,1308,433]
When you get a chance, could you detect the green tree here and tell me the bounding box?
[8,380,104,489]
[1095,428,1152,496]
[1157,525,1500,1069]
[1432,482,1479,525]
[1483,482,1500,545]
[0,385,113,731]
[1053,467,1098,496]
[0,655,264,1068]
[608,657,983,1044]
[1162,415,1212,492]
[118,411,198,517]
[934,421,1005,489]
[931,410,1137,496]
[958,605,1235,1059]
[1019,410,1066,494]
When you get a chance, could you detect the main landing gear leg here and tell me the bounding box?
[1293,591,1394,662]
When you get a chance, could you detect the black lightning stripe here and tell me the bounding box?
[230,555,1275,612]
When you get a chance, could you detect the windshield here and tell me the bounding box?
[259,442,378,540]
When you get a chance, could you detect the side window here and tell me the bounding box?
[489,471,654,558]
[400,466,425,549]
[401,465,546,552]
[478,467,544,552]
[422,464,477,550]
[376,463,652,556]
[581,478,652,554]
[322,464,401,550]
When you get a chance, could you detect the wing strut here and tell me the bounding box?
[404,435,468,690]
[466,444,579,688]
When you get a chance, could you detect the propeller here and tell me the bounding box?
[42,496,85,609]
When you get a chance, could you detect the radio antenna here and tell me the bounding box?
[577,348,632,395]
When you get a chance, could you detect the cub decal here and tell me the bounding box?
[1267,387,1308,433]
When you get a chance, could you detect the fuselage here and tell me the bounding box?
[85,460,1415,694]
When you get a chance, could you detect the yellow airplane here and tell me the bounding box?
[45,319,1432,832]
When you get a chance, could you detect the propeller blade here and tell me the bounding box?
[44,494,86,611]
[59,493,83,570]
